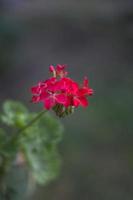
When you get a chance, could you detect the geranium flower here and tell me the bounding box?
[31,64,93,117]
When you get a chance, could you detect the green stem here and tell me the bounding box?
[17,110,47,135]
[11,110,47,145]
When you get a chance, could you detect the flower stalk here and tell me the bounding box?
[10,110,47,147]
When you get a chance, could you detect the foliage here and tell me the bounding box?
[0,100,64,199]
[19,113,63,184]
[1,101,29,128]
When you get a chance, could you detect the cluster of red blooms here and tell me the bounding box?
[31,65,93,117]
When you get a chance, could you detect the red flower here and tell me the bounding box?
[31,64,93,117]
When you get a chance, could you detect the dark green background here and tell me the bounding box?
[0,0,133,199]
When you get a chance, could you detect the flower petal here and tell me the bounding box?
[56,94,67,105]
[31,86,40,94]
[73,98,80,107]
[83,77,89,87]
[44,97,56,110]
[79,96,88,107]
[49,65,55,72]
[31,95,41,103]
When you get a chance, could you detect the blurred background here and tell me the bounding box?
[0,0,133,199]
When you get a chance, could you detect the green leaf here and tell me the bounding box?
[0,100,64,185]
[1,100,28,128]
[23,142,61,184]
[0,128,7,147]
[19,113,63,185]
[0,128,18,161]
[36,113,63,144]
[0,128,8,160]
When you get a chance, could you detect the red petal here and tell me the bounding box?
[40,91,49,100]
[64,96,72,107]
[78,88,94,96]
[73,98,80,107]
[44,97,56,110]
[31,86,40,94]
[79,96,88,107]
[83,77,89,87]
[49,65,55,72]
[88,88,94,95]
[56,64,68,77]
[56,94,67,105]
[78,88,89,96]
[56,64,65,71]
[71,82,79,94]
[31,95,41,103]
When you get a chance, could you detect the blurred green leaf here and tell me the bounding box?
[1,100,28,128]
[36,113,63,144]
[19,113,63,185]
[0,100,63,185]
[0,128,8,162]
[23,142,61,185]
[0,128,7,148]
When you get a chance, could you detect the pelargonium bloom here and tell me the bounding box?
[31,64,93,117]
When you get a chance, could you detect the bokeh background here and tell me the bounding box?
[0,0,133,199]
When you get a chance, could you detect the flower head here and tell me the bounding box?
[31,64,93,117]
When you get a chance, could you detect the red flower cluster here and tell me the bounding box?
[31,65,93,117]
